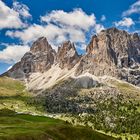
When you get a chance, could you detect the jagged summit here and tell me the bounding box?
[76,27,140,85]
[30,37,52,53]
[2,28,140,87]
[57,41,80,69]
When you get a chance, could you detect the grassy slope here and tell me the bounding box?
[111,80,140,99]
[0,77,44,114]
[1,77,140,139]
[0,77,117,140]
[0,77,26,96]
[0,109,116,140]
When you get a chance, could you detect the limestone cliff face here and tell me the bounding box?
[29,37,56,73]
[76,28,140,85]
[2,28,140,86]
[3,37,56,79]
[56,41,80,69]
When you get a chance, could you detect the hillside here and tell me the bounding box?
[40,76,140,139]
[1,76,140,139]
[0,77,118,140]
[0,77,44,114]
[0,109,117,140]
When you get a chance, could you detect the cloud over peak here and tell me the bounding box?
[114,17,135,28]
[6,9,104,48]
[41,9,96,31]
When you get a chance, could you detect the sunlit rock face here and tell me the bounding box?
[2,37,56,79]
[56,41,80,70]
[28,37,56,73]
[76,28,140,86]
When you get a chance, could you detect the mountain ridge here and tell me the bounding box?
[2,27,140,90]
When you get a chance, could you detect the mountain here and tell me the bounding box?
[2,28,140,91]
[76,28,140,85]
[1,28,140,139]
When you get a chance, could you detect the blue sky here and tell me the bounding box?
[0,0,139,74]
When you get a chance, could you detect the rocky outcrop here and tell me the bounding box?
[3,37,56,79]
[29,37,56,73]
[56,41,80,69]
[76,28,140,86]
[30,37,52,53]
[74,76,99,88]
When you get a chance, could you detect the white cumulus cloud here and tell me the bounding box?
[0,44,30,64]
[6,24,67,45]
[114,17,135,28]
[6,9,104,50]
[13,1,31,18]
[0,0,31,29]
[122,0,140,16]
[41,9,96,31]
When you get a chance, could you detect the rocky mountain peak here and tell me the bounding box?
[76,28,140,85]
[85,27,140,67]
[86,35,98,54]
[58,41,77,55]
[30,37,52,53]
[2,37,56,79]
[57,41,80,69]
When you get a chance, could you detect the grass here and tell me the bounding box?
[0,77,27,97]
[112,80,140,99]
[0,109,117,140]
[0,77,44,114]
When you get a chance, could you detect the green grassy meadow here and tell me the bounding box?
[0,109,116,140]
[0,77,118,140]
